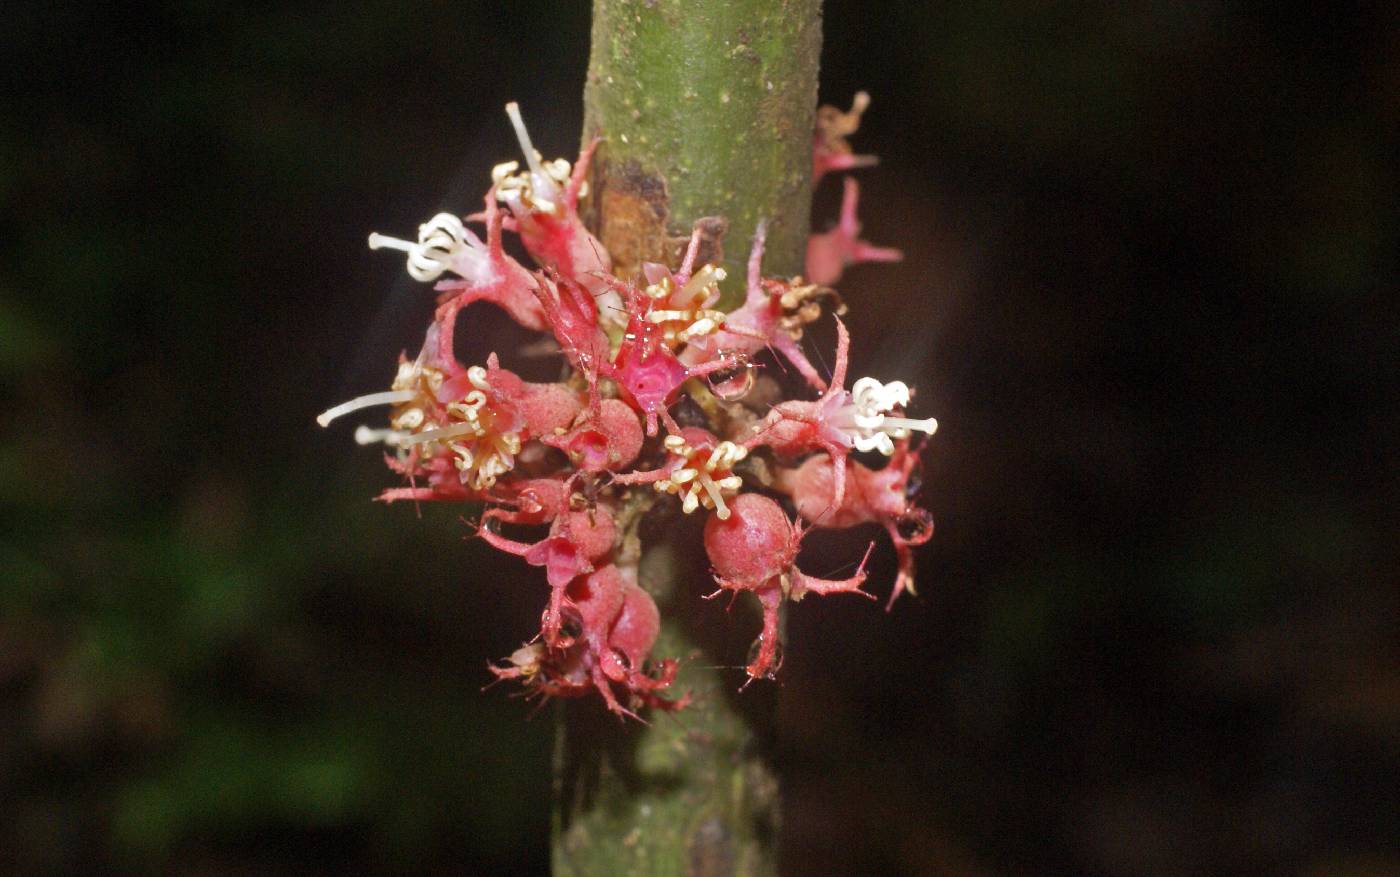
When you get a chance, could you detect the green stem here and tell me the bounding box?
[581,0,821,305]
[553,2,821,874]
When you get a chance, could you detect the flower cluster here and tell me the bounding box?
[319,98,935,718]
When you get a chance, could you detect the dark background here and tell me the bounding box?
[3,2,1397,874]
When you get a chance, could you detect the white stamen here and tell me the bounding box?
[850,377,911,416]
[880,415,938,435]
[682,317,718,340]
[504,102,547,179]
[368,213,470,282]
[354,425,412,446]
[451,443,476,470]
[681,265,726,302]
[393,408,425,430]
[706,442,746,471]
[317,390,417,427]
[828,376,938,454]
[495,104,569,216]
[852,432,897,455]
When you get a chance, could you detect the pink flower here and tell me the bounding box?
[681,221,838,391]
[746,318,937,512]
[608,277,748,435]
[491,564,685,719]
[478,478,618,645]
[703,493,874,682]
[813,91,880,182]
[369,192,547,338]
[806,177,902,286]
[321,95,941,713]
[532,263,742,437]
[613,427,748,520]
[493,103,614,307]
[774,440,935,609]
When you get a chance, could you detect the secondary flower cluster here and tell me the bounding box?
[319,97,936,719]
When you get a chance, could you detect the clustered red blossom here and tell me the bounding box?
[319,98,937,719]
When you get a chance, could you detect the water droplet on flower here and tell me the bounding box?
[559,616,583,641]
[895,508,934,543]
[705,351,755,401]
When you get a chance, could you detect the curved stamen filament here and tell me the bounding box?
[317,390,418,427]
[699,473,731,518]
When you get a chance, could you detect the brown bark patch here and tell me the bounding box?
[596,157,670,281]
[666,215,729,272]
